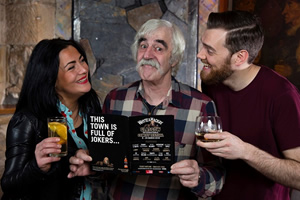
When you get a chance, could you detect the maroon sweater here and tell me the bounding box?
[203,66,300,200]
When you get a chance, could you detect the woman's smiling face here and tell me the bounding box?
[55,45,91,100]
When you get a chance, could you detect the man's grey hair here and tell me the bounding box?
[131,19,186,76]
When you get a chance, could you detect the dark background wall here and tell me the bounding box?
[73,0,199,103]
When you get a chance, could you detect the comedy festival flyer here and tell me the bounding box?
[88,114,175,175]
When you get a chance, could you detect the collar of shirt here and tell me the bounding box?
[135,77,181,109]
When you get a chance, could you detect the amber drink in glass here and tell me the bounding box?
[195,116,222,142]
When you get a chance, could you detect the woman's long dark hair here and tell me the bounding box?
[16,38,101,119]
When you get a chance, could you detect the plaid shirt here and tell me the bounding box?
[102,77,225,200]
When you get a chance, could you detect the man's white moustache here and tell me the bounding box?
[138,59,160,69]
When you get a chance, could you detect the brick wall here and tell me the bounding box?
[0,0,72,196]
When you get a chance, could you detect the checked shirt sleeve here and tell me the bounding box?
[191,159,226,198]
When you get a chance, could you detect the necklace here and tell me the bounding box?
[57,101,87,149]
[72,112,80,127]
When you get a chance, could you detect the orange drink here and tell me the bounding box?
[47,117,68,157]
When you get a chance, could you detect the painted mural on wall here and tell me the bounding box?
[233,0,300,90]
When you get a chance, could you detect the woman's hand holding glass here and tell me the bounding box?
[35,137,62,172]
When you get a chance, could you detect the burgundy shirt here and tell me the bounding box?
[203,66,300,200]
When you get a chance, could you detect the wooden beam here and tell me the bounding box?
[0,105,16,115]
[219,0,229,12]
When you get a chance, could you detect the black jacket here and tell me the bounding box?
[1,110,83,200]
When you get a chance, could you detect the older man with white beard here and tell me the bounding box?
[68,19,225,200]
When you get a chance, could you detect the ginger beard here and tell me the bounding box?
[200,56,233,85]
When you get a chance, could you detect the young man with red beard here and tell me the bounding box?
[197,10,300,200]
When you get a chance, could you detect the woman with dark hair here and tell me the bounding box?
[1,38,101,200]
